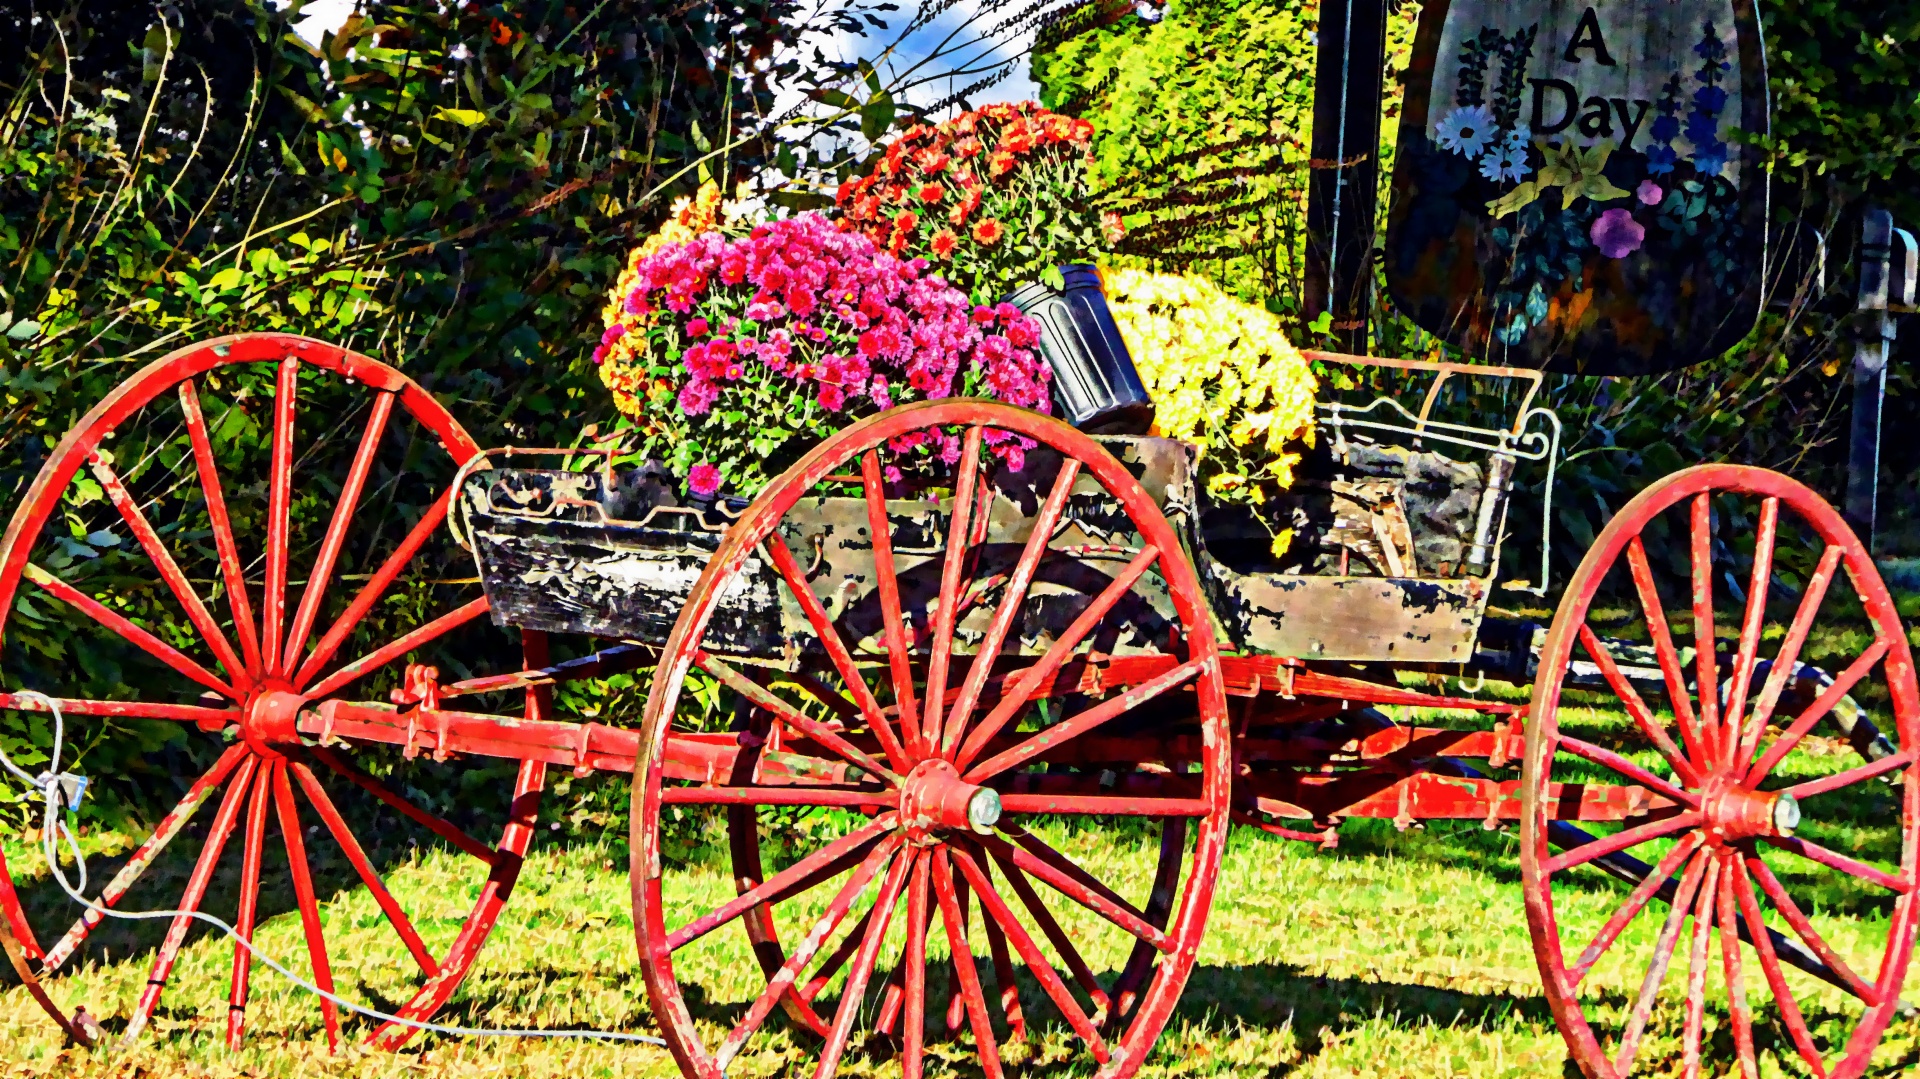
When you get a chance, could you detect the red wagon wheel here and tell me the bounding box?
[1523,464,1920,1079]
[631,399,1231,1079]
[0,333,545,1050]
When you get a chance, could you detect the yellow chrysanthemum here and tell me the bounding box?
[598,181,728,421]
[1103,267,1316,489]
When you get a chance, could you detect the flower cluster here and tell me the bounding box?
[595,211,1050,495]
[1440,25,1538,185]
[1103,268,1316,553]
[835,102,1117,303]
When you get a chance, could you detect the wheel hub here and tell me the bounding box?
[241,682,306,749]
[1701,777,1799,843]
[898,759,1000,843]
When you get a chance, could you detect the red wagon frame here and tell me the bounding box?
[0,332,1912,1079]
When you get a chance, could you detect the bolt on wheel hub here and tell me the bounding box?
[898,758,1000,843]
[1701,777,1798,843]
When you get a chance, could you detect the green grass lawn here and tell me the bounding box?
[6,807,1917,1078]
[4,601,1919,1078]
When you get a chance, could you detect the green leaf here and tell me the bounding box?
[435,108,489,127]
[860,93,896,142]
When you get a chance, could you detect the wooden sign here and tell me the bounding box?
[1385,0,1768,374]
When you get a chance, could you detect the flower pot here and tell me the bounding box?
[1004,265,1155,435]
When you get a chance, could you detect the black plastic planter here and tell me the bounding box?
[1004,264,1155,435]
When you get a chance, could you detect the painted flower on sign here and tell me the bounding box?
[1435,104,1497,158]
[1479,143,1528,184]
[1591,208,1646,259]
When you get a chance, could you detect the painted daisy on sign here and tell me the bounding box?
[1435,104,1497,157]
[1479,142,1528,183]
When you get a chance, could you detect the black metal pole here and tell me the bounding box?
[1304,0,1390,354]
[1847,208,1894,546]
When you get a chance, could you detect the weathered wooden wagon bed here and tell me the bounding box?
[2,333,1914,1079]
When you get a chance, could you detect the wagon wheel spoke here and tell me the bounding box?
[932,849,1005,1079]
[1109,817,1186,1024]
[1688,493,1724,765]
[964,657,1203,785]
[1568,832,1704,987]
[284,389,395,669]
[292,484,459,689]
[304,595,492,701]
[1732,545,1846,771]
[179,378,265,675]
[801,904,880,1006]
[1717,857,1760,1079]
[1577,627,1699,787]
[89,450,249,686]
[669,816,895,952]
[812,849,913,1079]
[922,425,985,748]
[123,754,260,1046]
[900,853,932,1079]
[1625,536,1708,768]
[289,758,439,976]
[977,885,1027,1042]
[1614,847,1713,1075]
[39,744,251,973]
[225,760,275,1048]
[861,448,924,758]
[23,563,237,700]
[949,845,1108,1061]
[1756,834,1913,893]
[984,827,1170,950]
[1730,853,1830,1077]
[945,869,972,1034]
[1680,849,1719,1077]
[262,356,298,675]
[984,841,1112,1015]
[694,650,900,785]
[269,760,341,1050]
[714,836,904,1070]
[764,532,910,771]
[940,459,1081,757]
[0,692,239,726]
[955,545,1162,771]
[1553,730,1699,807]
[307,745,499,864]
[1747,638,1891,783]
[1718,497,1779,764]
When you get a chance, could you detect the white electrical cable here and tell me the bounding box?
[0,691,665,1050]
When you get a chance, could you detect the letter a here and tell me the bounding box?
[1563,7,1617,66]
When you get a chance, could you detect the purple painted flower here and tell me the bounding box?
[1591,208,1646,259]
[1636,180,1663,205]
[687,462,723,498]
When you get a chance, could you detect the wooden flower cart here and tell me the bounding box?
[0,332,1913,1079]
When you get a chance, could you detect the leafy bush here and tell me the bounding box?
[0,0,813,823]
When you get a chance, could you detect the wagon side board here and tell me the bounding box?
[1207,569,1488,663]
